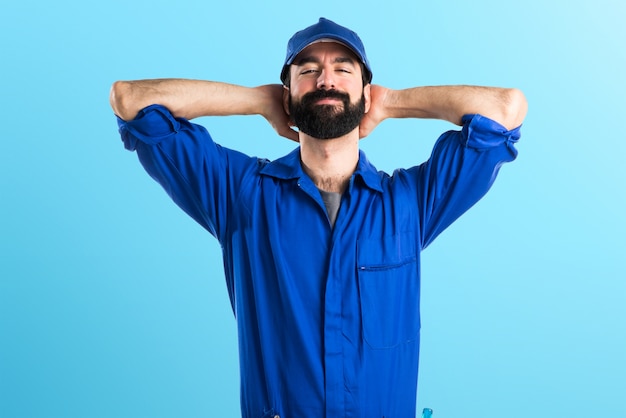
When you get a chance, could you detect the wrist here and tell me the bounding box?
[255,84,285,117]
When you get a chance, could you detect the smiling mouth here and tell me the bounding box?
[315,98,342,105]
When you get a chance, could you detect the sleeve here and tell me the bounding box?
[116,104,256,243]
[410,113,521,249]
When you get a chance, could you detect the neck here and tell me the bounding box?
[299,129,359,194]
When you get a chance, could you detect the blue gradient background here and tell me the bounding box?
[1,1,625,417]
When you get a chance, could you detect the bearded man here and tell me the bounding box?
[110,17,527,418]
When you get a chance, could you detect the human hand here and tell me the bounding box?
[258,84,299,143]
[359,84,390,139]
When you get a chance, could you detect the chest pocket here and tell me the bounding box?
[357,232,420,349]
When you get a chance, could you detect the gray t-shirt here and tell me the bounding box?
[318,189,342,228]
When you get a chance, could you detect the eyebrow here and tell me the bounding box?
[295,55,356,66]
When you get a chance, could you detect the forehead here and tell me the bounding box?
[293,41,360,64]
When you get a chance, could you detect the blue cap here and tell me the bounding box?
[280,17,372,84]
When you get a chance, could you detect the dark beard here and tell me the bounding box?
[289,89,366,140]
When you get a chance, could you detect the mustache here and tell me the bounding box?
[300,89,350,105]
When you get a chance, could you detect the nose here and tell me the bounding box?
[316,68,335,90]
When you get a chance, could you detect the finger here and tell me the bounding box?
[280,127,299,142]
[359,122,373,139]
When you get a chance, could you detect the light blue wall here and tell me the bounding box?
[1,1,624,416]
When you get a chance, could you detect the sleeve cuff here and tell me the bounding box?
[117,104,185,150]
[461,114,521,150]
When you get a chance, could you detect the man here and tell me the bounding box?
[110,17,526,418]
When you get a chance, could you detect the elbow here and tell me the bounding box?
[109,81,135,121]
[501,88,528,130]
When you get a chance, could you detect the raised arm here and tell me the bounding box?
[360,84,528,137]
[109,79,298,141]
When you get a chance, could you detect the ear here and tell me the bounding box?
[363,83,372,114]
[283,85,291,116]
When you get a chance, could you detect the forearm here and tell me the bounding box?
[384,85,527,130]
[109,79,274,121]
